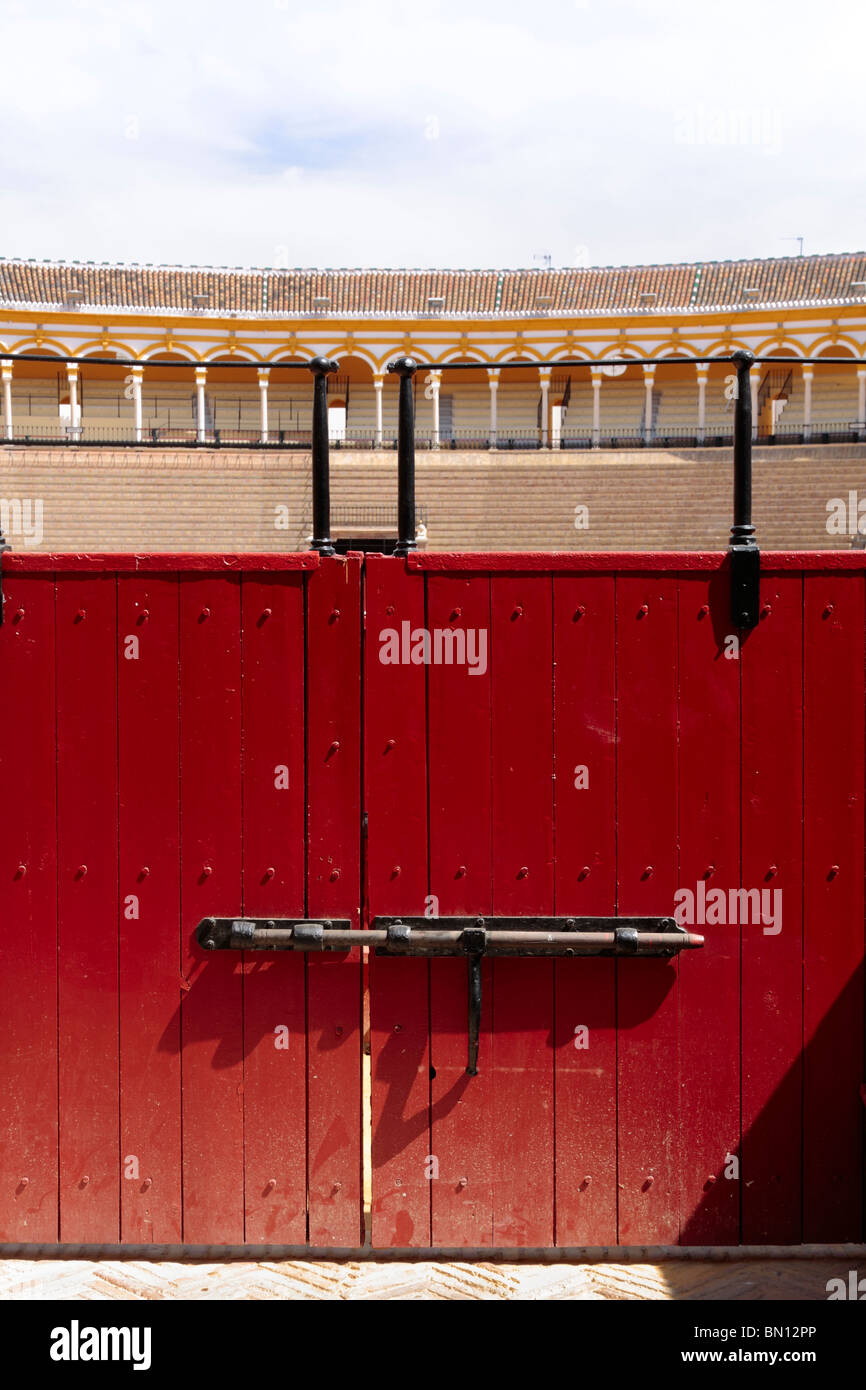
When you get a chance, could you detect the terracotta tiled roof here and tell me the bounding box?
[265,269,501,316]
[0,261,265,314]
[0,253,864,319]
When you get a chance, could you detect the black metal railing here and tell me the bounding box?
[306,350,864,632]
[4,418,864,450]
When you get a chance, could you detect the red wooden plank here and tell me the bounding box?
[306,556,363,1245]
[179,575,244,1244]
[366,555,430,1247]
[803,573,865,1241]
[0,575,58,1240]
[6,554,319,573]
[615,577,680,1246]
[741,576,803,1244]
[118,576,182,1243]
[241,573,308,1243]
[552,575,617,1246]
[676,572,740,1244]
[409,553,866,573]
[426,573,494,1246]
[490,575,555,1246]
[56,573,119,1242]
[10,551,866,575]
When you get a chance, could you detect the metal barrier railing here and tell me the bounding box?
[305,350,861,631]
[4,419,863,449]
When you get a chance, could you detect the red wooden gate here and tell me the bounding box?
[1,549,864,1250]
[0,553,363,1246]
[366,551,866,1248]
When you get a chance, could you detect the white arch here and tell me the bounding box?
[325,346,380,372]
[436,346,492,366]
[204,345,263,364]
[140,343,197,362]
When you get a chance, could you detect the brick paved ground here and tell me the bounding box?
[1,1256,863,1300]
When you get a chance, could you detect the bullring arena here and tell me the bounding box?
[0,251,865,553]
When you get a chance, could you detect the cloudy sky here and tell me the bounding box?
[1,0,862,270]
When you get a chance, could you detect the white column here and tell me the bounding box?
[802,364,813,440]
[696,365,708,443]
[591,368,602,447]
[487,368,499,447]
[750,365,760,441]
[67,363,80,440]
[642,364,655,441]
[430,369,441,449]
[857,368,866,437]
[195,365,207,442]
[131,365,143,443]
[373,374,384,447]
[258,367,270,444]
[538,366,551,447]
[1,359,12,441]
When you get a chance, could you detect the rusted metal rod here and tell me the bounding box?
[198,921,703,955]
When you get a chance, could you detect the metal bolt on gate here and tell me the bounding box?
[197,915,704,1073]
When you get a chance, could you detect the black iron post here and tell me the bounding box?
[388,356,418,556]
[308,356,338,555]
[728,348,760,629]
[0,526,8,626]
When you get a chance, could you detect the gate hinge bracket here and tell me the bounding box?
[729,542,760,631]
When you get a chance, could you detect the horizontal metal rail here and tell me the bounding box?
[0,351,861,369]
[4,422,862,451]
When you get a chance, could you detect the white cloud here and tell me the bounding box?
[0,0,862,268]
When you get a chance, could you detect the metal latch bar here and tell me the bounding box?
[197,918,353,951]
[197,914,702,1074]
